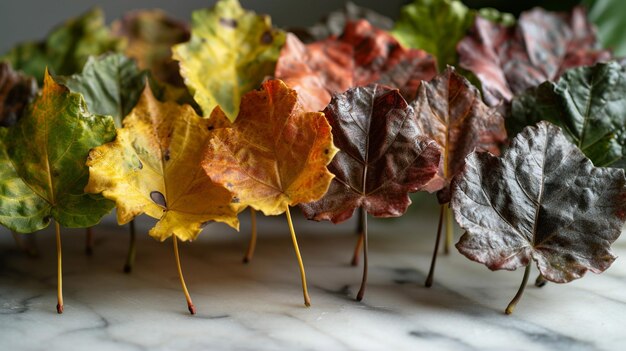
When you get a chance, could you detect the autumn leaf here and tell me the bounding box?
[291,1,393,43]
[458,6,611,106]
[85,85,238,242]
[172,0,286,121]
[411,67,506,203]
[452,121,626,314]
[391,0,474,70]
[1,8,124,84]
[203,79,336,306]
[275,20,437,112]
[510,62,626,169]
[112,9,190,87]
[55,53,149,127]
[300,84,441,300]
[0,62,37,127]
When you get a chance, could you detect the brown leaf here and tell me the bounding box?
[275,20,437,112]
[458,6,610,106]
[0,63,37,127]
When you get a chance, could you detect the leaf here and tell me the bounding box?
[202,79,337,216]
[510,62,626,169]
[85,86,238,241]
[458,6,611,106]
[172,0,286,121]
[0,71,116,233]
[1,8,124,83]
[410,67,506,203]
[275,20,437,112]
[111,9,190,87]
[300,84,441,223]
[391,0,475,70]
[0,62,38,127]
[453,121,626,283]
[55,53,148,127]
[584,0,626,56]
[290,1,393,43]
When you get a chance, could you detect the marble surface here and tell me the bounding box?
[1,195,626,351]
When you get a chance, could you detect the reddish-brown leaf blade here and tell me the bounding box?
[458,6,611,106]
[411,67,506,203]
[453,121,626,283]
[275,20,437,112]
[300,84,441,223]
[0,63,37,127]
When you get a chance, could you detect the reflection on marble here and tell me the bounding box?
[1,195,625,351]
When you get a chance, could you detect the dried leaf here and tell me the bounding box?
[112,9,190,87]
[275,20,437,112]
[172,0,286,121]
[510,62,626,169]
[291,2,393,43]
[453,121,626,282]
[85,86,238,241]
[1,8,124,83]
[458,6,610,106]
[55,53,148,127]
[0,62,37,127]
[0,71,115,233]
[300,84,441,223]
[411,67,506,203]
[391,0,474,69]
[202,79,337,216]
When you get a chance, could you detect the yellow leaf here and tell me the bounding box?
[202,79,338,216]
[85,86,238,241]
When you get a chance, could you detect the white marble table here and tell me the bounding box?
[1,194,625,351]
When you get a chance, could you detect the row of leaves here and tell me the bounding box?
[1,0,625,316]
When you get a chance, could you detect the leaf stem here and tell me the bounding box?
[356,207,368,301]
[534,273,547,288]
[85,227,94,256]
[243,208,257,264]
[285,206,311,307]
[443,205,453,255]
[55,222,63,314]
[351,209,365,266]
[425,205,445,287]
[505,264,531,315]
[172,236,195,315]
[123,220,137,273]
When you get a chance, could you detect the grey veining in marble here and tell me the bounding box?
[1,195,625,351]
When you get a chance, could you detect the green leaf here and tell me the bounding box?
[55,53,148,127]
[477,8,515,26]
[510,62,626,168]
[172,0,286,121]
[391,0,474,69]
[1,8,124,83]
[584,0,626,56]
[0,71,116,233]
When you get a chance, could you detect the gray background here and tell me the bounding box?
[0,0,577,54]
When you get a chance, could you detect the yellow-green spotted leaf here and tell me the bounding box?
[172,0,286,121]
[85,85,239,242]
[0,71,116,233]
[1,8,124,83]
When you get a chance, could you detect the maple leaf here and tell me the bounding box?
[510,62,626,169]
[85,85,239,242]
[458,6,611,106]
[290,1,393,43]
[275,20,437,112]
[172,0,286,121]
[452,121,626,314]
[0,71,116,313]
[0,62,38,127]
[410,67,506,286]
[1,8,124,84]
[112,9,190,87]
[203,79,337,306]
[300,84,441,300]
